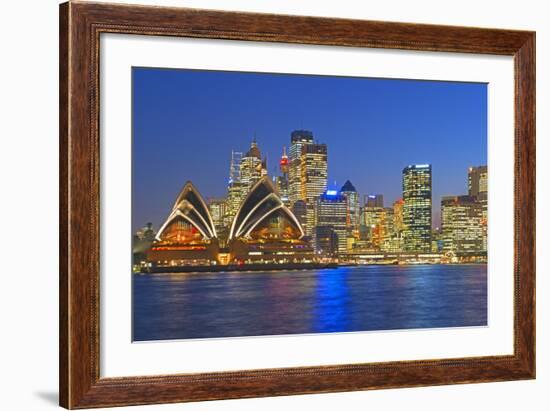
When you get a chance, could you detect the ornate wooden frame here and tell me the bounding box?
[59,1,535,408]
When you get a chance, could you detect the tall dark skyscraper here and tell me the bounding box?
[468,165,488,201]
[402,164,432,252]
[291,199,307,228]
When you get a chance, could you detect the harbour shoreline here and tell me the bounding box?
[140,262,339,274]
[137,261,486,274]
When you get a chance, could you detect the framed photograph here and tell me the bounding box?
[59,1,535,408]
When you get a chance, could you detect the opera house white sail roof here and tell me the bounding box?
[155,181,217,242]
[229,177,304,241]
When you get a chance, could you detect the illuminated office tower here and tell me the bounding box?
[365,194,384,208]
[301,143,328,236]
[468,165,488,252]
[441,195,484,255]
[363,206,386,250]
[468,165,488,201]
[315,190,347,255]
[224,150,244,226]
[240,138,266,193]
[381,207,396,252]
[288,130,314,205]
[341,180,360,235]
[275,146,290,205]
[208,198,226,233]
[402,164,432,252]
[393,199,404,233]
[390,198,405,251]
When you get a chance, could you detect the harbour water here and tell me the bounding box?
[133,264,487,341]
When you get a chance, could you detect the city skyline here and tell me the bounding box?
[133,67,487,233]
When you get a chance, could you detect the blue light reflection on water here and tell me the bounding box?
[132,264,487,341]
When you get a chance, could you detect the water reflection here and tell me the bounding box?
[313,269,350,333]
[133,264,487,341]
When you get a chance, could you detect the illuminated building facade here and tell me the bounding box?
[390,198,405,251]
[229,177,313,263]
[288,130,314,205]
[301,143,328,236]
[441,195,485,255]
[275,146,290,205]
[208,198,227,244]
[468,165,488,251]
[240,138,266,193]
[224,150,244,226]
[402,164,432,252]
[315,190,347,255]
[147,182,219,266]
[359,203,401,252]
[432,227,443,253]
[362,206,386,250]
[341,180,360,239]
[468,165,488,201]
[380,207,396,252]
[392,198,404,232]
[365,194,384,208]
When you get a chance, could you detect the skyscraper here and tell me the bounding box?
[275,146,290,205]
[314,226,339,257]
[468,165,488,201]
[402,164,432,252]
[292,200,307,228]
[224,150,244,226]
[315,190,347,255]
[341,180,360,237]
[240,138,265,192]
[300,143,328,236]
[365,194,384,208]
[390,198,405,252]
[468,165,488,252]
[280,146,289,174]
[392,198,404,234]
[441,195,485,254]
[362,205,386,250]
[288,130,314,205]
[208,198,227,235]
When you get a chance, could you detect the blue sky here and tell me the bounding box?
[132,67,487,232]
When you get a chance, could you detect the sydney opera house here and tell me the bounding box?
[146,177,314,267]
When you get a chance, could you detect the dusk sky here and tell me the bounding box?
[132,67,487,233]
